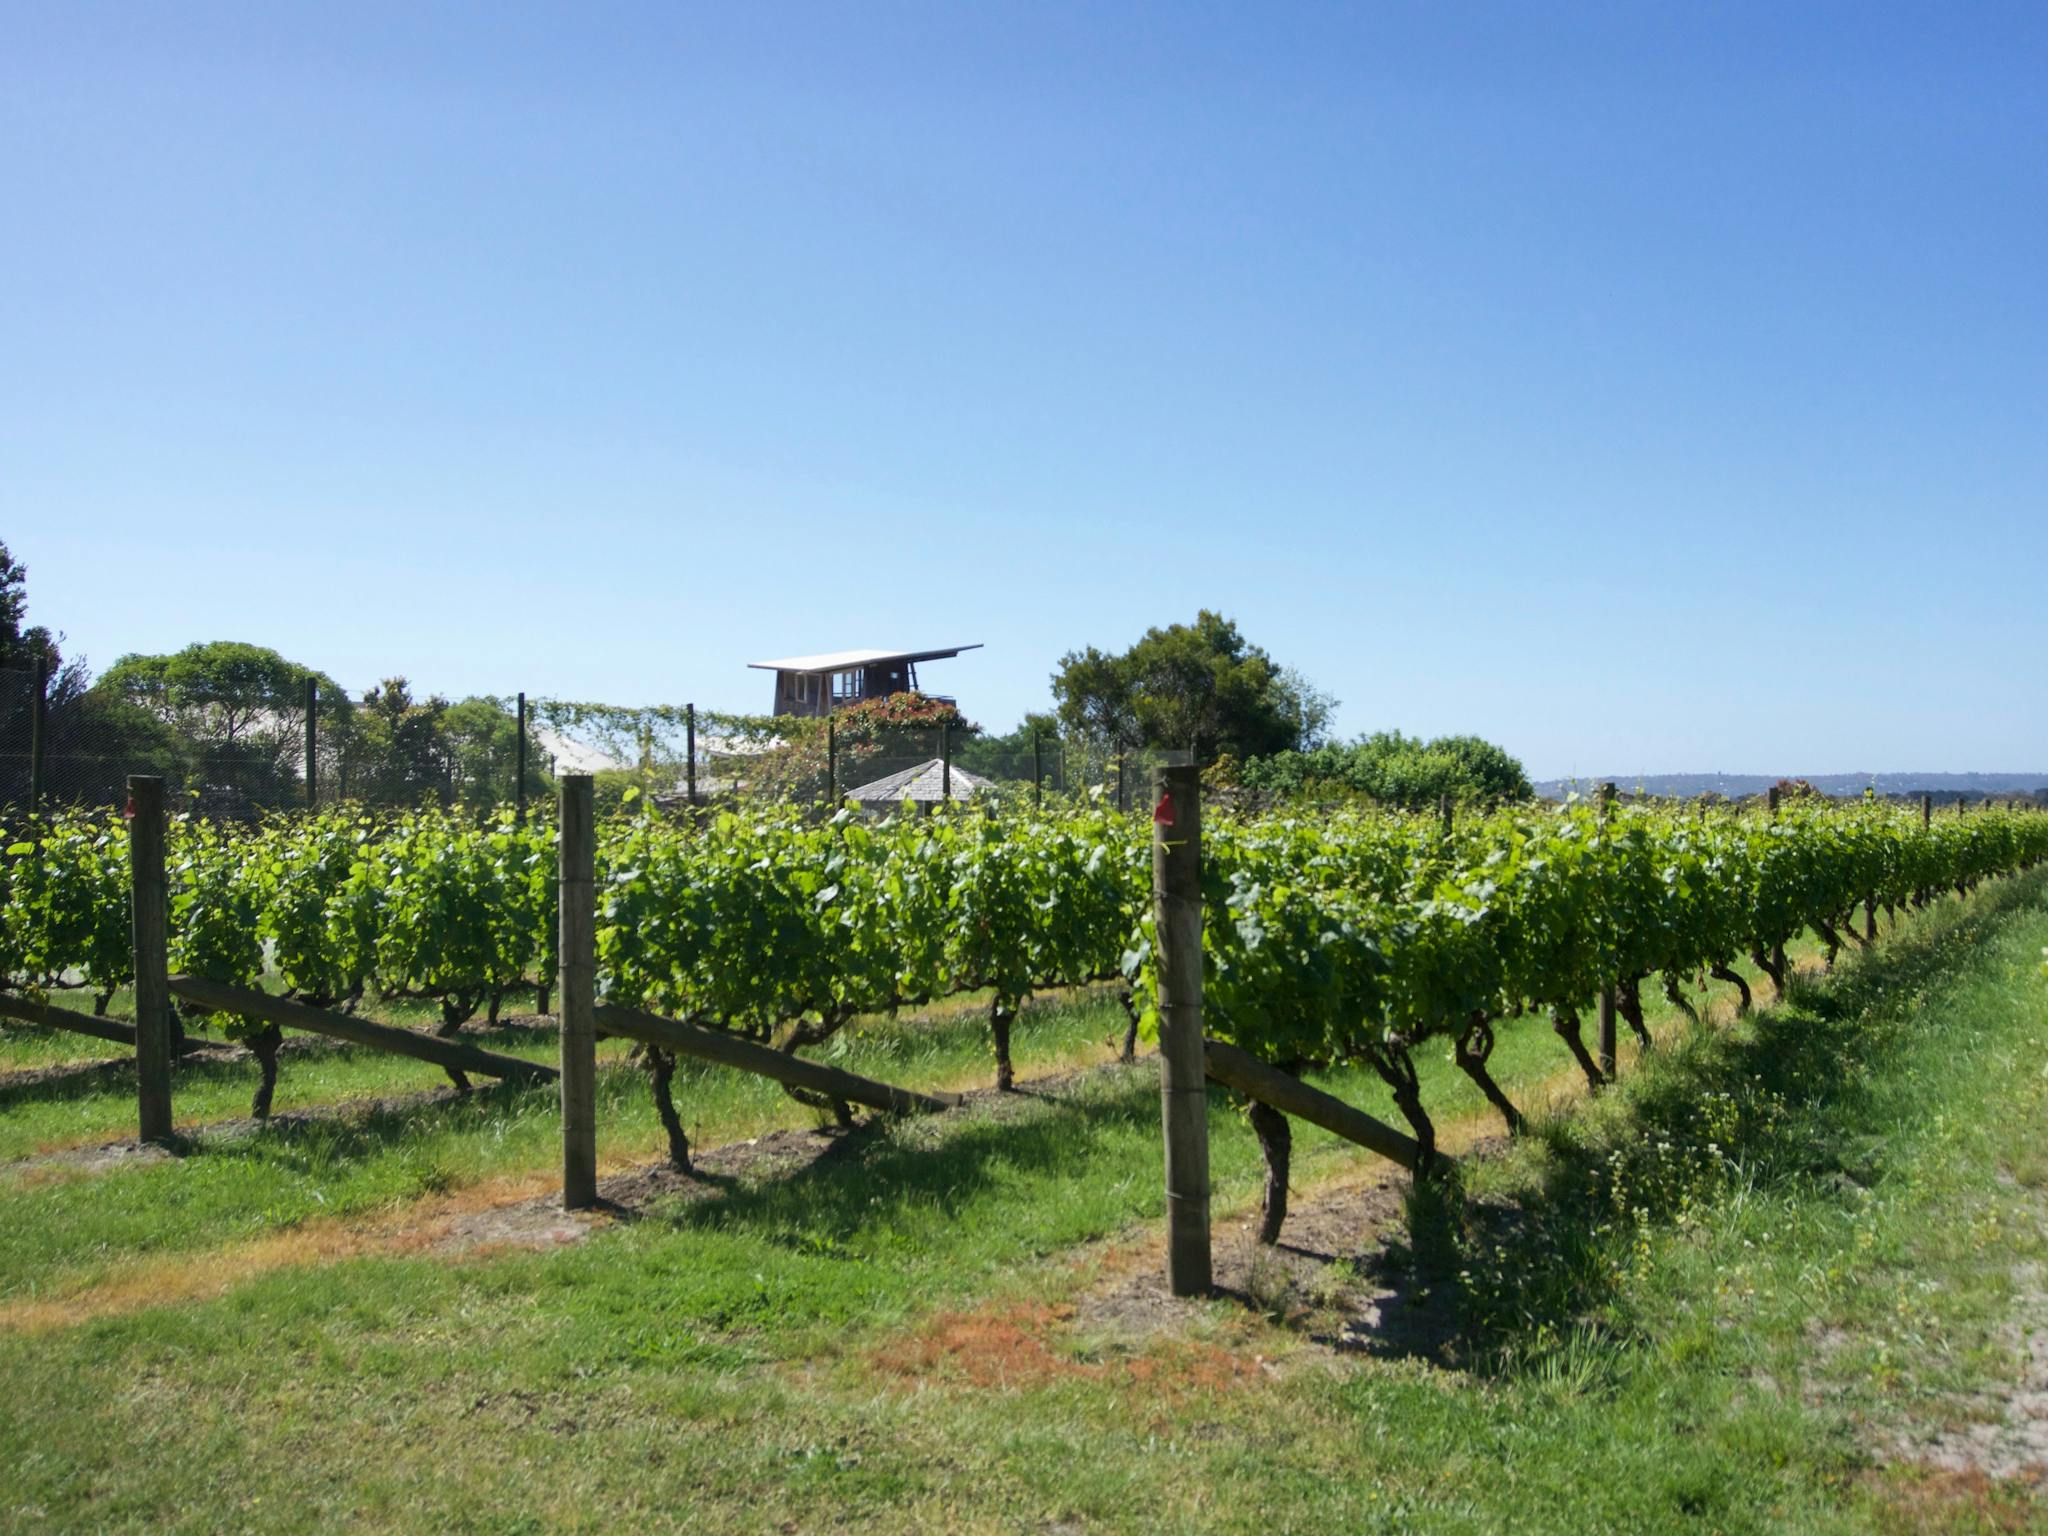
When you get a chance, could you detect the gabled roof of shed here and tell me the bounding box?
[843,758,993,804]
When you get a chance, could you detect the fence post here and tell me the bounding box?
[1596,782,1618,1078]
[1438,793,1452,840]
[300,676,316,807]
[1767,785,1786,989]
[27,646,50,812]
[129,776,173,1144]
[940,723,951,804]
[516,692,528,822]
[686,703,698,808]
[558,774,598,1210]
[826,717,836,806]
[1153,763,1211,1296]
[1033,733,1043,811]
[1117,749,1127,813]
[1921,793,1931,829]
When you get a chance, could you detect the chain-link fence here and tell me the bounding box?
[0,664,1182,823]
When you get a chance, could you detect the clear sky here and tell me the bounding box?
[4,2,2043,780]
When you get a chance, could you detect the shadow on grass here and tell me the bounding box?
[644,1065,1161,1246]
[1336,871,2048,1378]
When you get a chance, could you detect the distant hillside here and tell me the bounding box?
[1533,771,2048,802]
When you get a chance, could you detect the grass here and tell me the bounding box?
[1,880,2045,1531]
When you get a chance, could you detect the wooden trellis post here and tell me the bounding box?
[303,677,317,807]
[1596,781,1618,1078]
[129,776,173,1144]
[1767,785,1786,989]
[559,774,598,1210]
[516,692,528,821]
[29,646,52,811]
[1153,763,1210,1296]
[686,703,698,809]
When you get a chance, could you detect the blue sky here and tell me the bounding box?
[4,2,2043,779]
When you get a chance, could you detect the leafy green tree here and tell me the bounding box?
[442,696,531,810]
[340,678,453,805]
[1,542,182,810]
[0,541,54,668]
[1240,729,1531,808]
[1051,611,1332,763]
[98,641,345,811]
[952,710,1062,779]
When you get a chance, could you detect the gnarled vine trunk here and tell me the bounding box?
[990,999,1016,1092]
[1454,1013,1525,1135]
[1550,1005,1606,1091]
[1749,946,1786,995]
[1616,975,1653,1051]
[641,1045,690,1172]
[1710,963,1752,1013]
[1661,972,1700,1029]
[1367,1045,1437,1171]
[1247,1098,1292,1244]
[250,1022,283,1119]
[1117,990,1141,1065]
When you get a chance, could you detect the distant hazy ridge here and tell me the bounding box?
[1534,772,2048,801]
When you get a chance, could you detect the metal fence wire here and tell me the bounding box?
[0,667,1178,822]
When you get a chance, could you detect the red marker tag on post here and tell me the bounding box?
[123,796,136,821]
[1153,791,1175,827]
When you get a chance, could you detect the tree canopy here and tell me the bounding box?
[1238,729,1532,808]
[1050,611,1333,763]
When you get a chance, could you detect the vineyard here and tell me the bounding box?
[5,788,2044,1251]
[5,780,2048,1530]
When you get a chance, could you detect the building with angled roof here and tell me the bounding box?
[746,644,982,718]
[842,757,992,812]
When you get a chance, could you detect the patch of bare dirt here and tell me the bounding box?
[1873,1254,2048,1483]
[1074,1147,1512,1369]
[8,1139,177,1186]
[1,1084,472,1184]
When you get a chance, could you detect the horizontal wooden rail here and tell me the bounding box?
[0,992,217,1055]
[167,976,557,1085]
[1203,1038,1435,1173]
[593,1002,962,1117]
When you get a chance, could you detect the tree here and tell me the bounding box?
[1051,611,1331,763]
[443,696,524,810]
[99,642,342,814]
[1239,729,1532,808]
[952,710,1062,778]
[0,540,52,668]
[341,678,454,804]
[1,541,182,811]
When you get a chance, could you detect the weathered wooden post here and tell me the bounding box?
[1922,793,1932,829]
[1596,782,1618,1077]
[28,646,51,812]
[940,723,951,804]
[1033,733,1043,811]
[1438,793,1453,839]
[1767,785,1786,990]
[1117,749,1127,813]
[558,774,598,1210]
[303,676,317,807]
[685,702,698,809]
[1153,763,1211,1296]
[129,776,173,1144]
[826,716,837,806]
[515,692,528,821]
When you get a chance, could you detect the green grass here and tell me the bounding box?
[2,883,2045,1532]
